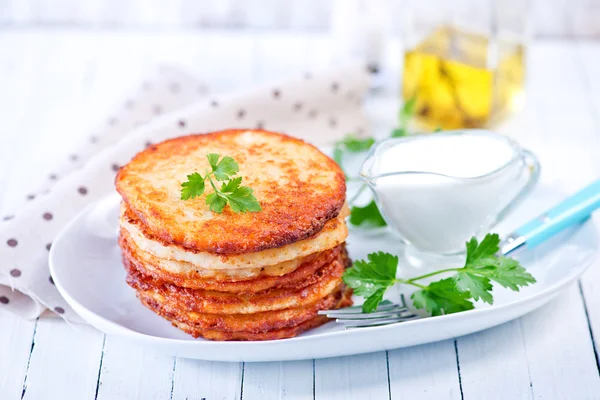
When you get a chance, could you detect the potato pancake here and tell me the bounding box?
[116,129,346,254]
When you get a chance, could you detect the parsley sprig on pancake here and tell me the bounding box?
[180,153,261,214]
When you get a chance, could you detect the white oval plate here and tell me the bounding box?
[49,184,598,362]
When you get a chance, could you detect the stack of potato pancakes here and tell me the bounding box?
[115,129,352,341]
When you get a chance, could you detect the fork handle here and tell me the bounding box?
[501,179,600,255]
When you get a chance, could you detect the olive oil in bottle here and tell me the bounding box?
[402,26,525,130]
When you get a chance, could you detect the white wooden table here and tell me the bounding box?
[1,30,600,400]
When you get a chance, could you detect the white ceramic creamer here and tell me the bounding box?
[360,130,540,255]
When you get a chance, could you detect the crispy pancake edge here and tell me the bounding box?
[137,284,344,333]
[121,231,344,292]
[120,203,348,270]
[115,129,346,254]
[125,253,346,314]
[140,287,354,341]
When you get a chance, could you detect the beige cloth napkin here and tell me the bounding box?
[0,64,371,323]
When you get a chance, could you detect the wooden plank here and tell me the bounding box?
[388,341,461,400]
[314,352,389,400]
[21,319,105,400]
[242,360,313,399]
[520,285,600,398]
[573,40,600,376]
[456,321,532,400]
[0,310,37,399]
[171,358,242,400]
[95,337,175,400]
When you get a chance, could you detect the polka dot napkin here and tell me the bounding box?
[0,63,371,323]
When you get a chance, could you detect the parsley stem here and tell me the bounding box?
[207,175,221,194]
[405,267,464,283]
[395,279,427,290]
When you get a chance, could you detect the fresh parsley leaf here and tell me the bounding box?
[181,154,261,214]
[363,288,387,313]
[208,153,239,181]
[343,252,398,312]
[478,257,536,291]
[411,278,475,316]
[466,233,500,264]
[391,127,407,137]
[205,192,227,213]
[180,172,205,200]
[349,200,387,227]
[221,176,242,193]
[340,136,375,152]
[454,272,493,304]
[224,186,262,213]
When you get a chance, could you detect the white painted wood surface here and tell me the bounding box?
[1,0,599,38]
[0,31,599,400]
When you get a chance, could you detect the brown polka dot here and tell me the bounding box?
[170,82,180,93]
[237,110,246,119]
[112,164,120,172]
[152,105,163,115]
[6,238,16,247]
[43,212,53,221]
[90,136,99,144]
[69,154,78,162]
[27,194,35,200]
[331,82,339,92]
[49,173,58,180]
[10,269,21,277]
[210,100,218,107]
[46,243,52,251]
[178,120,186,128]
[367,63,380,74]
[308,109,318,119]
[256,121,265,129]
[293,102,303,111]
[49,275,54,285]
[2,215,14,221]
[125,100,134,109]
[145,141,153,148]
[108,118,118,126]
[78,187,88,195]
[54,307,65,314]
[0,296,8,305]
[272,89,281,99]
[329,117,337,128]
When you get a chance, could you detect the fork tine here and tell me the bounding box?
[322,300,397,314]
[318,308,408,319]
[342,315,419,328]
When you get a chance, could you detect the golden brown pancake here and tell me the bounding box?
[120,202,349,271]
[120,230,345,292]
[139,286,353,341]
[124,251,346,314]
[116,129,346,254]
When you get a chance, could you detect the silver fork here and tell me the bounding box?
[318,295,419,328]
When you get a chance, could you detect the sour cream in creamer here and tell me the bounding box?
[361,131,538,254]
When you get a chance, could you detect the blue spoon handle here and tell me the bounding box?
[501,179,600,255]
